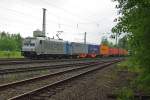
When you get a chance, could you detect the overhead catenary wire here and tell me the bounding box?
[20,0,104,24]
[0,6,89,31]
[0,4,102,35]
[42,0,103,24]
[0,4,102,27]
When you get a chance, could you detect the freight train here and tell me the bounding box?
[21,37,128,59]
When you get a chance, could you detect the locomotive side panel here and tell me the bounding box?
[41,40,66,54]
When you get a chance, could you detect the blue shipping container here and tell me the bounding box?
[88,44,99,54]
[65,42,72,55]
[70,42,88,55]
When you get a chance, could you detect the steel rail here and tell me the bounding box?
[0,59,122,100]
[0,61,105,90]
[0,61,99,75]
[0,58,101,65]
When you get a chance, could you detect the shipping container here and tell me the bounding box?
[109,48,114,56]
[120,49,124,56]
[118,49,120,56]
[113,48,117,56]
[109,48,112,56]
[118,48,123,56]
[113,48,118,56]
[117,48,128,56]
[100,44,109,56]
[88,44,99,57]
[64,41,70,55]
[109,48,118,56]
[70,42,88,57]
[123,49,128,56]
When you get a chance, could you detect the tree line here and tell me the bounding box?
[112,0,150,93]
[101,36,128,49]
[0,31,22,51]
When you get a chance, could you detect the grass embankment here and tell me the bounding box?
[116,59,150,100]
[0,51,23,58]
[117,59,140,73]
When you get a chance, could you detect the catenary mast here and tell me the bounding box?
[42,8,46,37]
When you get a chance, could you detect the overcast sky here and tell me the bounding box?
[0,0,118,44]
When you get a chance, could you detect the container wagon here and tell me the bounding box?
[69,42,88,58]
[88,44,99,58]
[100,44,109,57]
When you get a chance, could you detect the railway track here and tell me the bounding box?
[0,61,98,75]
[0,58,103,65]
[0,58,122,100]
[0,57,122,66]
[0,58,25,61]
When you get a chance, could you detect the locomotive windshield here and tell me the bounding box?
[23,38,36,46]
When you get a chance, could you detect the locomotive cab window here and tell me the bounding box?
[24,43,29,46]
[30,43,35,46]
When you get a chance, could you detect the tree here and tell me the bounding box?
[101,38,109,45]
[118,36,128,49]
[101,38,115,47]
[112,0,150,91]
[0,32,22,51]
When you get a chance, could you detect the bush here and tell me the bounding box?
[117,58,140,73]
[117,87,134,100]
[0,51,23,58]
[0,32,22,51]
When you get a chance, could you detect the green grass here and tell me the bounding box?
[117,59,141,73]
[117,87,134,100]
[0,51,23,58]
[117,58,150,97]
